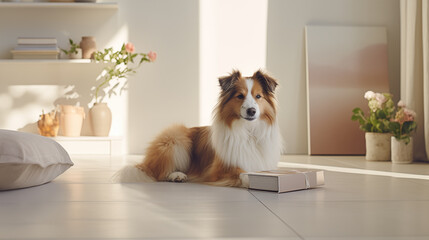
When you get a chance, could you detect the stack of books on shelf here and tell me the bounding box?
[11,37,60,60]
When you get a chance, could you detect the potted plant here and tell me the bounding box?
[90,42,156,136]
[352,91,395,161]
[389,101,417,164]
[61,38,82,59]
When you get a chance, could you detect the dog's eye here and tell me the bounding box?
[237,94,245,99]
[256,94,262,99]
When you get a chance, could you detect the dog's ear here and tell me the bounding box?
[252,70,278,94]
[219,70,242,92]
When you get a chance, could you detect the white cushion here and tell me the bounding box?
[0,129,73,190]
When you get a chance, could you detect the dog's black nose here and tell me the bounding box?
[247,108,256,117]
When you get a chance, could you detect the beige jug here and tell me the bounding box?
[59,105,85,137]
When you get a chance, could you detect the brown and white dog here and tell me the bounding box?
[115,70,281,188]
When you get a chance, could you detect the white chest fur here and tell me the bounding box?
[210,119,281,172]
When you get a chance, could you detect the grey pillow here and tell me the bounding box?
[0,129,73,190]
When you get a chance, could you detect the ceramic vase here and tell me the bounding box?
[365,132,391,161]
[89,103,112,136]
[59,105,85,137]
[391,137,413,164]
[80,36,96,59]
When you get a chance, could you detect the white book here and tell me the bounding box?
[15,44,58,50]
[12,54,59,60]
[17,37,57,45]
[11,49,60,54]
[14,47,60,52]
[248,168,325,193]
[12,50,59,59]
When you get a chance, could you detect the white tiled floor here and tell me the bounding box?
[1,155,429,240]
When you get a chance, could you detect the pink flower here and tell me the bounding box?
[148,51,157,62]
[404,108,416,119]
[125,42,135,53]
[394,107,416,124]
[375,93,386,104]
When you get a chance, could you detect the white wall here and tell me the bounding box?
[123,0,200,153]
[199,0,268,126]
[127,0,268,152]
[266,0,400,154]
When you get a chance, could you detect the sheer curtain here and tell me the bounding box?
[400,0,429,161]
[401,0,429,161]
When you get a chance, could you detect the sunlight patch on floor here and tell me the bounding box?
[278,162,429,181]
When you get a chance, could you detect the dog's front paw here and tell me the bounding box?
[167,172,188,183]
[240,173,249,188]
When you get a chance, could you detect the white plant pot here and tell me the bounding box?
[365,132,391,161]
[68,48,82,59]
[391,137,413,164]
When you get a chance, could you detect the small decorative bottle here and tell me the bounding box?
[80,36,97,59]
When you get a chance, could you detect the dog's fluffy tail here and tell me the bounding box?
[111,164,155,183]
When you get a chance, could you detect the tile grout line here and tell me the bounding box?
[248,190,306,240]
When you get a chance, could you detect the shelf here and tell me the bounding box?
[0,2,118,9]
[52,136,123,155]
[0,59,93,64]
[0,58,106,85]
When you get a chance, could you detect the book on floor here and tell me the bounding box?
[247,168,324,193]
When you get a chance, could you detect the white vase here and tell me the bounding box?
[89,103,112,136]
[59,105,85,137]
[365,132,391,161]
[391,137,413,164]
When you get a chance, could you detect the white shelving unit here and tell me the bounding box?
[0,59,92,63]
[0,1,118,62]
[0,2,118,9]
[0,2,122,155]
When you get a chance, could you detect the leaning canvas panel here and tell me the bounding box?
[305,26,390,155]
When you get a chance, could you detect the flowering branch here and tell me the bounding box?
[93,42,157,103]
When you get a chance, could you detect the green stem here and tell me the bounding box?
[95,76,112,103]
[399,123,403,139]
[357,111,368,126]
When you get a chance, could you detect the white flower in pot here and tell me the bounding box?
[352,91,395,161]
